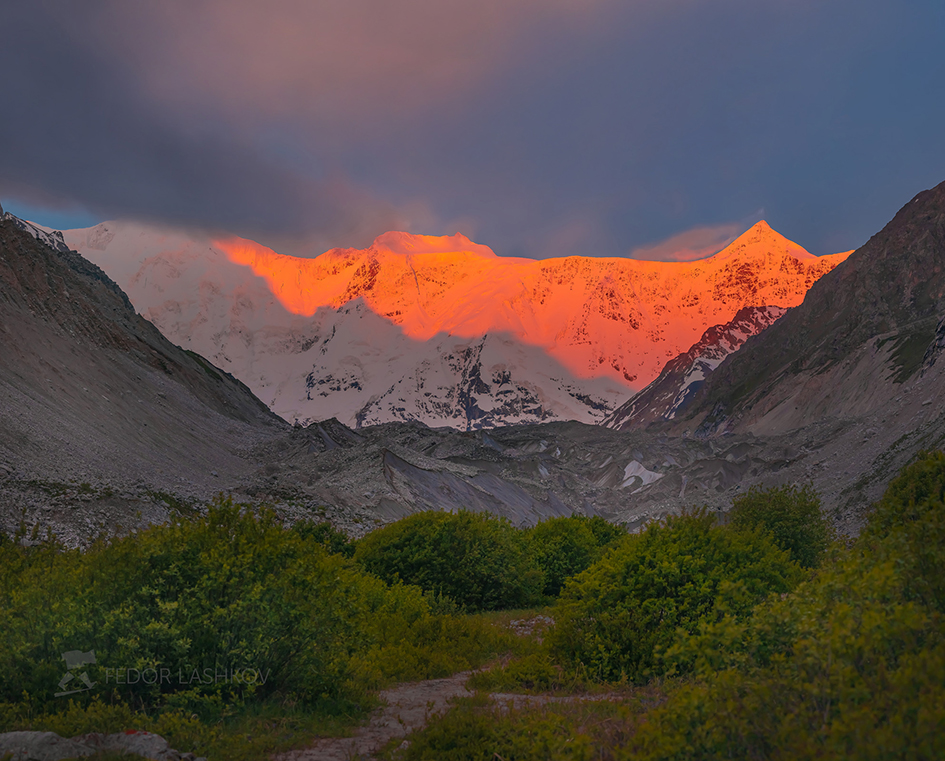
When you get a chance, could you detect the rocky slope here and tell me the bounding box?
[0,214,287,545]
[60,221,848,429]
[604,305,787,430]
[679,180,945,437]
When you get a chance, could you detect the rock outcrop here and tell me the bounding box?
[682,179,945,436]
[0,729,205,760]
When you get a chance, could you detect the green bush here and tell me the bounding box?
[729,483,834,567]
[863,450,945,537]
[288,518,354,557]
[354,510,543,612]
[549,509,801,683]
[623,452,945,760]
[0,498,434,715]
[527,516,626,597]
[860,449,945,614]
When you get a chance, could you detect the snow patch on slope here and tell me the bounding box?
[620,460,664,490]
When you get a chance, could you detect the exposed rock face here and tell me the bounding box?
[604,305,787,431]
[0,216,287,545]
[237,416,830,534]
[236,379,945,538]
[682,180,945,437]
[922,314,945,369]
[60,220,848,429]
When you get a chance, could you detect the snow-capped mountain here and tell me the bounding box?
[604,305,787,430]
[59,221,849,429]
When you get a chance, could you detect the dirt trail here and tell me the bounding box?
[272,672,473,761]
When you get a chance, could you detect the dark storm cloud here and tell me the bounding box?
[2,1,944,258]
[0,3,423,243]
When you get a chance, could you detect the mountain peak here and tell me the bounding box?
[371,231,497,259]
[745,219,774,235]
[711,220,817,262]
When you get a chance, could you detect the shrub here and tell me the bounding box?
[0,498,431,714]
[288,518,354,557]
[527,518,599,597]
[860,449,945,613]
[549,509,801,683]
[623,452,945,760]
[527,516,626,597]
[354,510,543,612]
[863,449,945,538]
[728,483,833,567]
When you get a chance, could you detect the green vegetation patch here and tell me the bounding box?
[630,452,945,759]
[0,499,526,759]
[354,510,544,612]
[549,509,802,683]
[729,483,834,568]
[183,349,223,381]
[877,318,939,383]
[526,515,626,597]
[382,690,655,761]
[381,457,945,759]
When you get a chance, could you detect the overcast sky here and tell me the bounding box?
[2,1,944,259]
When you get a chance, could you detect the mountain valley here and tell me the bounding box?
[1,183,943,545]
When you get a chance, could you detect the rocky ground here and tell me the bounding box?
[5,357,943,545]
[0,728,204,760]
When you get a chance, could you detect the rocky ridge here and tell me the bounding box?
[0,216,287,546]
[681,180,945,437]
[604,305,787,430]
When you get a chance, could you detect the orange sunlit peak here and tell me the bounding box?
[371,231,497,259]
[707,220,818,262]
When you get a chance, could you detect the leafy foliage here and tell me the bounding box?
[548,509,802,683]
[526,515,626,597]
[377,454,945,761]
[624,450,945,759]
[729,483,834,567]
[0,499,534,759]
[354,510,544,612]
[288,517,355,557]
[0,499,415,714]
[0,498,523,726]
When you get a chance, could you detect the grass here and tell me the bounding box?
[184,349,223,381]
[0,691,377,760]
[378,681,671,761]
